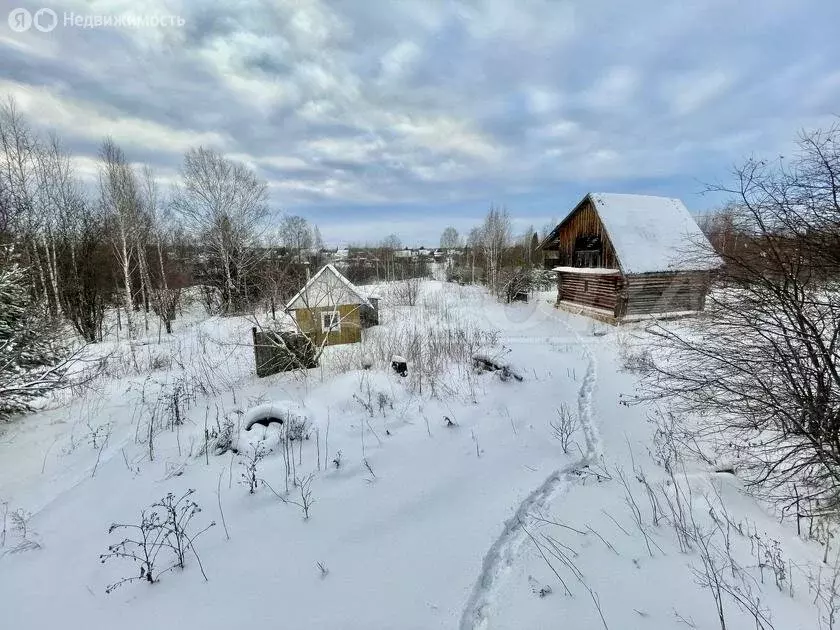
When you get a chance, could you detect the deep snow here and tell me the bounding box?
[0,282,833,629]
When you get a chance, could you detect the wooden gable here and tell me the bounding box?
[543,198,620,270]
[285,264,371,311]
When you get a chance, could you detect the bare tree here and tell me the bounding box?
[526,228,538,267]
[638,124,840,517]
[381,234,401,250]
[172,147,269,314]
[32,133,74,318]
[58,194,110,342]
[312,224,325,268]
[550,402,577,454]
[139,166,180,334]
[378,234,402,281]
[440,226,460,250]
[280,215,312,265]
[313,224,324,251]
[387,276,422,306]
[480,205,511,293]
[99,137,142,339]
[1,101,111,342]
[466,226,482,284]
[0,98,43,299]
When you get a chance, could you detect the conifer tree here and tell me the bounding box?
[0,262,66,419]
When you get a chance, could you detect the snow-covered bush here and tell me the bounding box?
[472,352,524,382]
[499,267,531,303]
[384,277,422,306]
[530,269,557,291]
[324,344,363,374]
[198,416,239,457]
[287,416,311,442]
[0,263,71,420]
[621,347,654,374]
[3,507,40,554]
[352,374,395,417]
[288,474,315,520]
[617,332,654,374]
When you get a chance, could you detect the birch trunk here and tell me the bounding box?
[42,232,60,317]
[118,223,135,339]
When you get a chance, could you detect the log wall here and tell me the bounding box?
[557,271,620,311]
[620,272,711,317]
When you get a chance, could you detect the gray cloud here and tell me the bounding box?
[1,0,839,244]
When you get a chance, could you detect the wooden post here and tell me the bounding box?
[556,271,562,305]
[614,276,628,320]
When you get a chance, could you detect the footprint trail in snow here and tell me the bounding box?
[459,313,601,630]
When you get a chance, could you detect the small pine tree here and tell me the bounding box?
[0,263,67,420]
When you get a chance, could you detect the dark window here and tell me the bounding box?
[573,235,602,268]
[575,250,601,267]
[583,280,589,292]
[321,311,340,332]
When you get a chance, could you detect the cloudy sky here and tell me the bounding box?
[2,0,839,245]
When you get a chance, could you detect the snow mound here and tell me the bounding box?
[244,401,311,431]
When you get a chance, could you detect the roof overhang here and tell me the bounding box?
[552,266,621,275]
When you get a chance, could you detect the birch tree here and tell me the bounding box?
[480,205,511,293]
[34,133,87,318]
[99,137,141,339]
[467,226,481,284]
[0,98,43,301]
[140,166,180,334]
[173,147,268,314]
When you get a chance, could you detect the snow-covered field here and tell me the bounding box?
[0,282,833,629]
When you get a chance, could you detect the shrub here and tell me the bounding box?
[240,440,270,494]
[100,490,214,592]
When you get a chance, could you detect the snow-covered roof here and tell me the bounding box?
[285,264,373,310]
[550,193,722,275]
